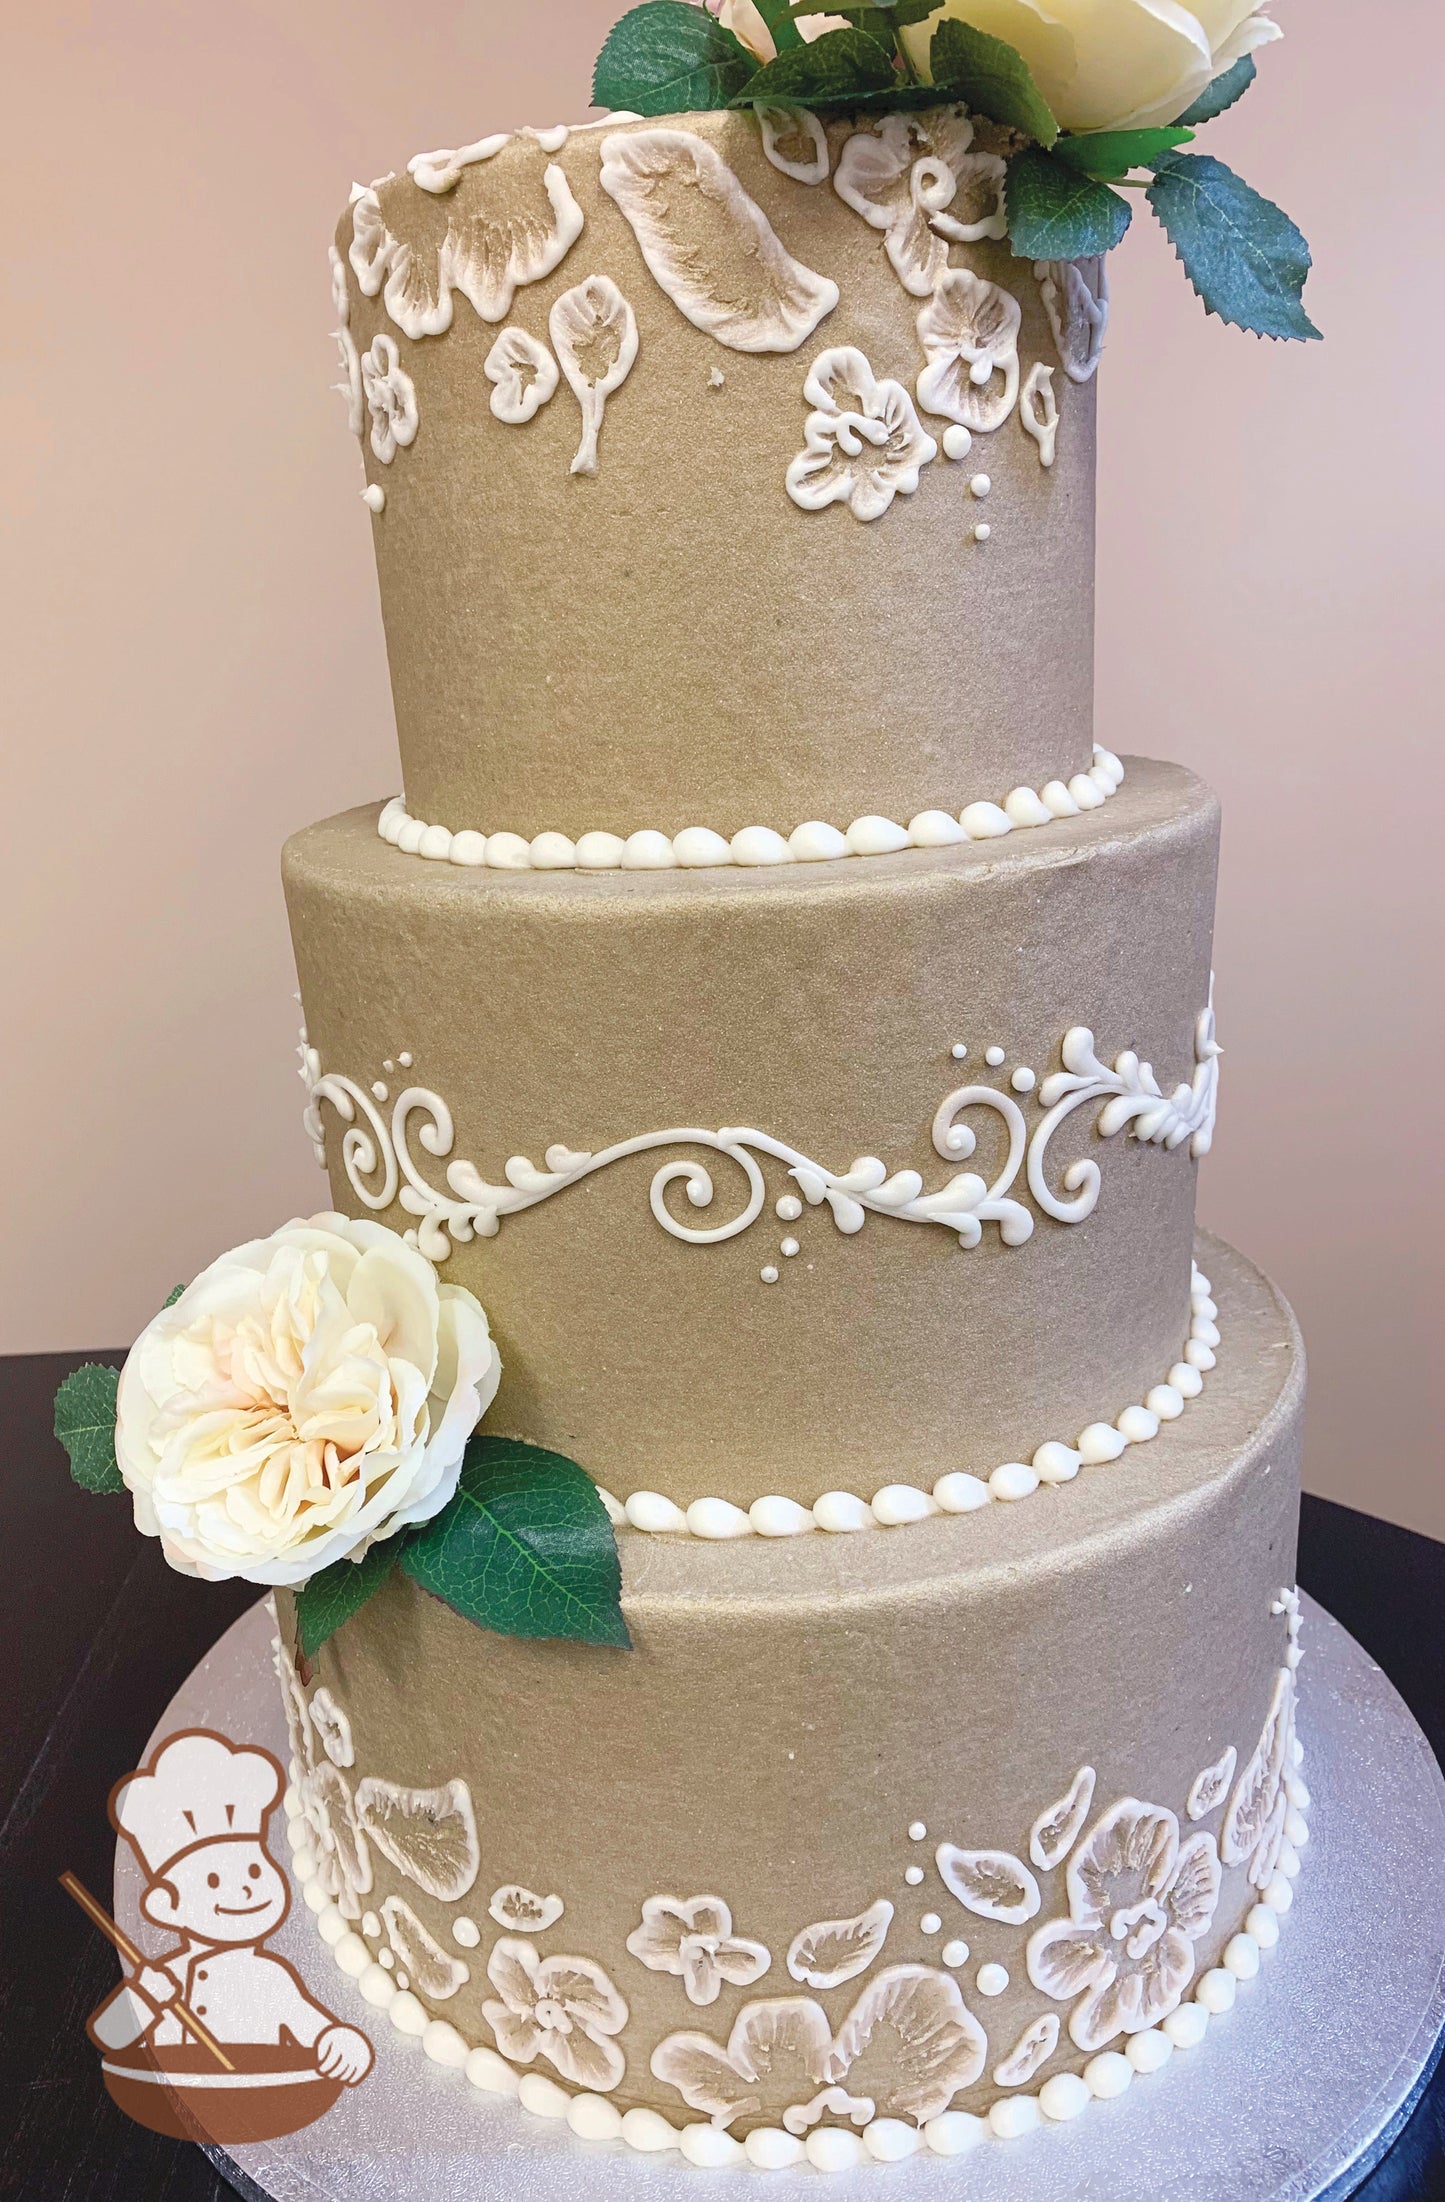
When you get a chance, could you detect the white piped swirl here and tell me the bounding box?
[377,748,1125,872]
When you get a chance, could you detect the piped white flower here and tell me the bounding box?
[627,1894,771,2006]
[355,1776,481,1902]
[484,327,559,424]
[1221,1669,1295,1887]
[915,268,1022,432]
[834,110,1005,296]
[362,334,419,464]
[489,1884,565,1933]
[1027,1798,1221,2052]
[483,1936,629,2093]
[296,1759,372,1921]
[348,156,583,337]
[786,345,936,522]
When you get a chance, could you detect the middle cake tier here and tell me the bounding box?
[285,755,1218,1510]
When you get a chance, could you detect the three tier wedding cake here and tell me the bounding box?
[60,0,1319,2172]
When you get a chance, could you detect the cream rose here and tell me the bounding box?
[905,0,1281,134]
[116,1213,500,1587]
[704,0,851,67]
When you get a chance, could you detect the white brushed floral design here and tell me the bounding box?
[935,1845,1041,1925]
[484,327,559,424]
[296,1758,372,1921]
[599,127,838,352]
[382,1894,469,2000]
[354,1775,479,1902]
[916,268,1022,433]
[627,1894,771,2005]
[834,110,1005,296]
[1030,1765,1097,1871]
[786,1900,893,1989]
[651,1965,986,2129]
[361,334,418,464]
[348,156,583,337]
[549,275,638,476]
[1027,1799,1221,2052]
[331,323,364,439]
[484,1936,630,2092]
[1036,255,1109,382]
[786,345,937,521]
[300,989,1218,1264]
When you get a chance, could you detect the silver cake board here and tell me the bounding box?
[111,1594,1445,2202]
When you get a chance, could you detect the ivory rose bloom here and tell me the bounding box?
[906,0,1281,134]
[704,0,850,66]
[116,1214,500,1586]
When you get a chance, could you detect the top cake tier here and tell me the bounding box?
[334,107,1102,843]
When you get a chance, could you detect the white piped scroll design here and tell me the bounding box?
[300,987,1218,1265]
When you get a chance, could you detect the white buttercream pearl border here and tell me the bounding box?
[285,1718,1306,2171]
[378,747,1125,871]
[597,1263,1220,1541]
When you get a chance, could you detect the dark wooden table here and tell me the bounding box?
[1,1349,1441,2200]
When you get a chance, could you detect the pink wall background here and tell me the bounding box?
[6,2,1442,1536]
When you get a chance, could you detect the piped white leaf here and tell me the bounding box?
[992,2010,1059,2088]
[308,1687,354,1769]
[759,107,830,187]
[1035,255,1108,383]
[599,128,838,353]
[786,1899,893,1988]
[1020,361,1059,468]
[549,275,639,477]
[489,1884,565,1933]
[935,1843,1041,1924]
[1187,1745,1238,1822]
[355,1776,480,1901]
[349,154,583,337]
[382,1895,470,2000]
[1030,1765,1096,1870]
[484,327,559,424]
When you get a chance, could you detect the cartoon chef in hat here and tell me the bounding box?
[89,1728,371,2088]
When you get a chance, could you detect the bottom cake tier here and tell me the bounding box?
[274,1233,1307,2169]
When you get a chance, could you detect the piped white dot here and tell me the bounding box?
[904,1865,924,1886]
[760,1265,779,1284]
[776,1193,802,1221]
[378,1948,394,1969]
[973,522,991,542]
[1010,1066,1037,1093]
[371,1081,388,1101]
[453,1917,480,1948]
[950,1042,968,1060]
[942,424,973,461]
[398,1052,413,1066]
[976,1963,1009,1997]
[920,1912,941,1936]
[382,1060,394,1074]
[985,1045,1006,1067]
[942,1940,969,1968]
[361,483,386,513]
[908,1821,927,1842]
[969,473,991,498]
[781,1237,800,1258]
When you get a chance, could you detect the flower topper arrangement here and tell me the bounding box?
[53,1215,629,1659]
[594,0,1317,341]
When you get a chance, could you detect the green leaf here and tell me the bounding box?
[1147,151,1319,340]
[928,19,1058,147]
[1175,52,1256,126]
[790,0,932,30]
[754,0,804,52]
[1053,126,1193,180]
[400,1436,631,1650]
[54,1364,124,1493]
[733,24,897,105]
[1004,146,1131,259]
[593,1,756,115]
[163,1283,186,1308]
[296,1540,398,1659]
